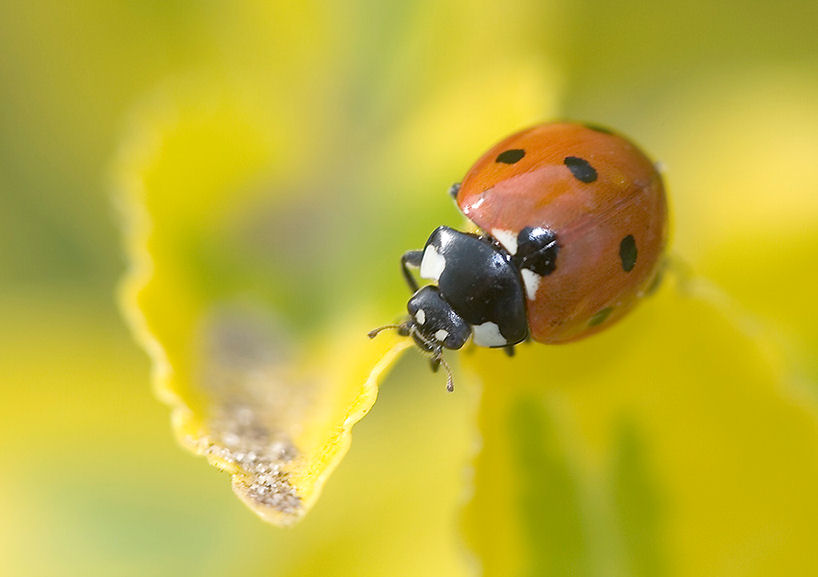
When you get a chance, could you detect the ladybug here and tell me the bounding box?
[370,122,668,391]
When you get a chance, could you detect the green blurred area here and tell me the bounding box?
[2,0,817,576]
[0,2,215,295]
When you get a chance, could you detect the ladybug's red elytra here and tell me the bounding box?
[370,122,668,391]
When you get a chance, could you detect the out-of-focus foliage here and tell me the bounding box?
[2,0,818,576]
[464,275,818,577]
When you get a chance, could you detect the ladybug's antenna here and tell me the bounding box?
[410,326,456,393]
[438,354,455,393]
[426,349,456,393]
[369,321,457,392]
[367,323,410,339]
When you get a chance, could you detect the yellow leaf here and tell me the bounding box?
[461,275,818,576]
[115,81,412,525]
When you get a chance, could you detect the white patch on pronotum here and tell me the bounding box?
[491,228,518,255]
[415,309,426,325]
[434,329,449,342]
[420,244,446,281]
[472,321,507,347]
[521,268,542,301]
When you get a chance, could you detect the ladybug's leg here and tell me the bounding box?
[448,182,461,199]
[429,356,441,373]
[648,254,691,297]
[503,345,515,357]
[400,250,424,292]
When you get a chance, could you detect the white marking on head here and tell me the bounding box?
[521,268,542,301]
[434,329,449,342]
[472,321,507,347]
[415,309,426,325]
[491,228,518,255]
[420,244,446,281]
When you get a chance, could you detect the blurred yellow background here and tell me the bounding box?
[2,1,818,576]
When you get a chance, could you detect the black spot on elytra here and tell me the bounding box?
[513,227,559,276]
[449,182,461,199]
[496,149,525,164]
[588,306,613,327]
[564,156,597,183]
[619,235,637,272]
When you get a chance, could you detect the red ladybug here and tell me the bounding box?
[370,122,668,390]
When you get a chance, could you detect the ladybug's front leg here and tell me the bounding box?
[400,250,423,292]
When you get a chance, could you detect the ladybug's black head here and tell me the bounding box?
[405,286,471,351]
[368,286,469,392]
